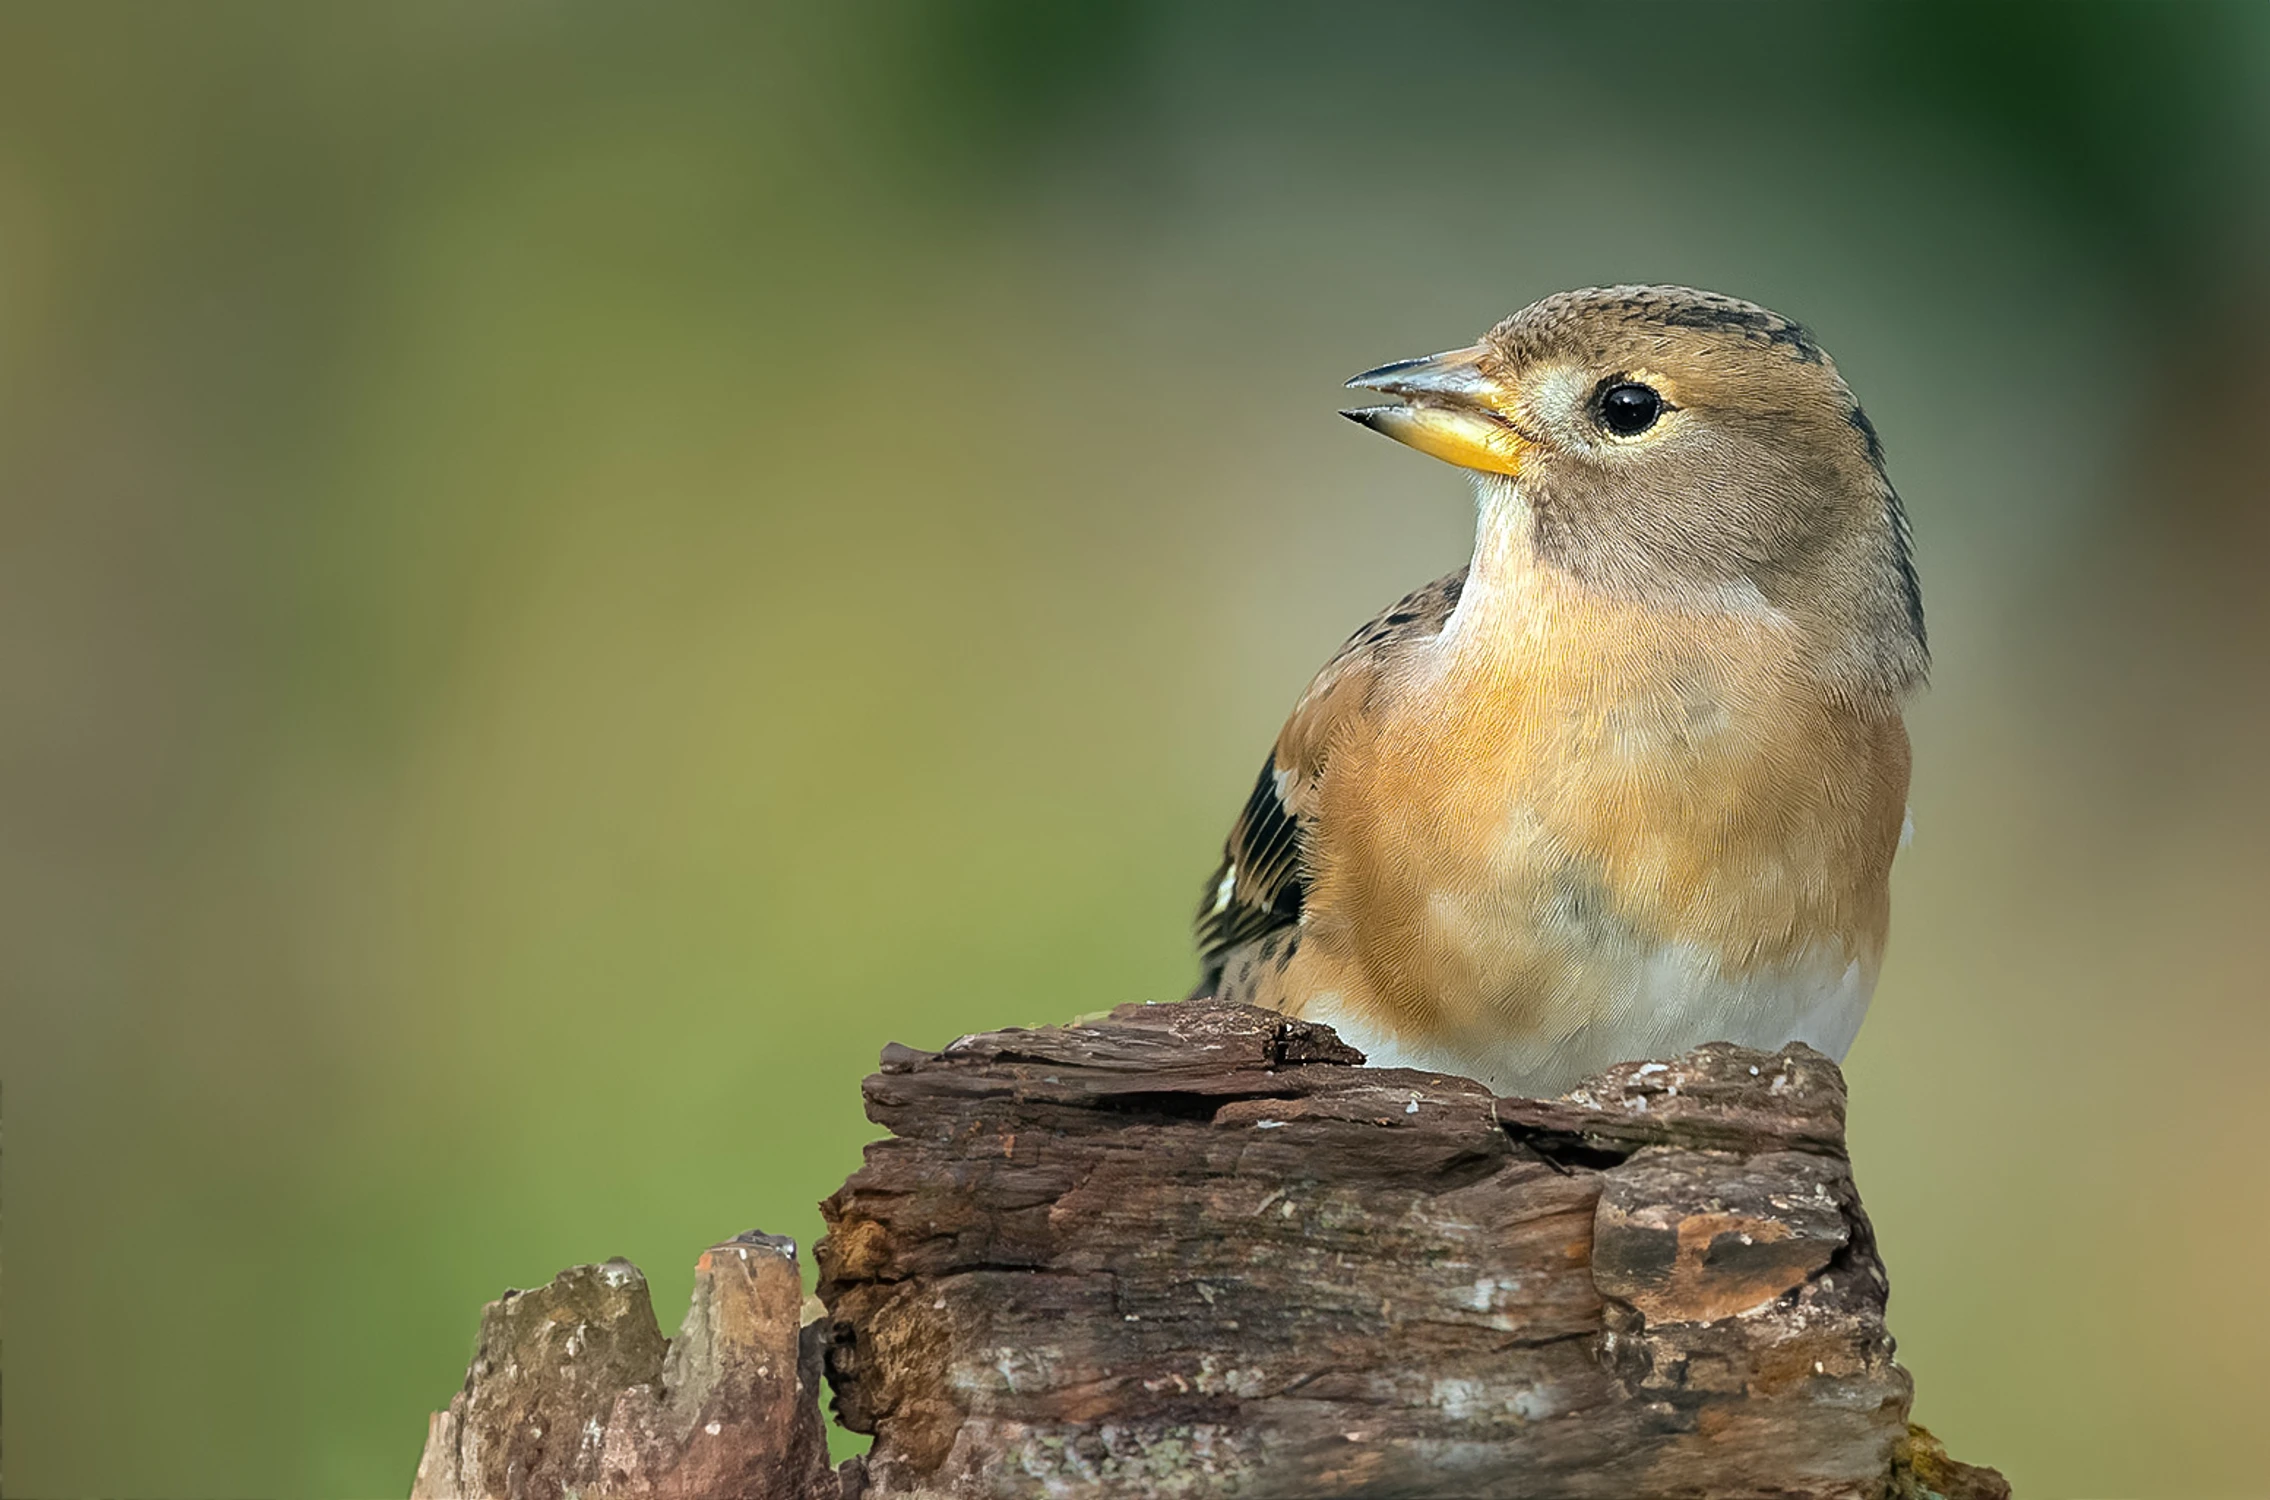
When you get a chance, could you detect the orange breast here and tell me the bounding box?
[1298,579,1911,1046]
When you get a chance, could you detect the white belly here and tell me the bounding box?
[1302,940,1875,1098]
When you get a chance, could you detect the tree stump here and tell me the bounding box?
[814,1001,2006,1500]
[412,1000,2006,1498]
[411,1232,837,1500]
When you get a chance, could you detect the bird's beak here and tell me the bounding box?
[1341,344,1528,477]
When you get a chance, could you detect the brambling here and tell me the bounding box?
[1193,286,1925,1097]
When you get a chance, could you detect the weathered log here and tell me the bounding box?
[814,1001,2006,1500]
[412,1231,838,1500]
[412,1001,2005,1498]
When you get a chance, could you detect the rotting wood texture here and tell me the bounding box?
[815,1001,2007,1500]
[412,1001,2006,1499]
[412,1232,837,1500]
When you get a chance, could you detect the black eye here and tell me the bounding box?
[1599,382,1662,437]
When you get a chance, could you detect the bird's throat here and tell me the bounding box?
[1464,474,1546,597]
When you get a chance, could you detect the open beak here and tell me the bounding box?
[1341,344,1528,477]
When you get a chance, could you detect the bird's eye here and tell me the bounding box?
[1599,382,1662,438]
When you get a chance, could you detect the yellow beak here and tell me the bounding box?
[1341,344,1528,477]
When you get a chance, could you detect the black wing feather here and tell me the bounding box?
[1190,567,1467,998]
[1194,756,1307,990]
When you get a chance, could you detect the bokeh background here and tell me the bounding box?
[6,4,2269,1495]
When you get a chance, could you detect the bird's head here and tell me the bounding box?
[1344,285,1925,693]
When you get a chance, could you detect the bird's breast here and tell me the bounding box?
[1299,582,1910,1067]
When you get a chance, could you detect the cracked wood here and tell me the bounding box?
[816,1001,2004,1500]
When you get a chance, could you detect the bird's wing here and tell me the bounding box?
[1193,567,1469,993]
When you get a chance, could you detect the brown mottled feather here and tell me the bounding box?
[1192,568,1466,995]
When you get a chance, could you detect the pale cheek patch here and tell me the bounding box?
[1523,363,1595,435]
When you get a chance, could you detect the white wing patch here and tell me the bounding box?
[1207,866,1238,916]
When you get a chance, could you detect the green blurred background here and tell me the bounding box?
[6,4,2269,1495]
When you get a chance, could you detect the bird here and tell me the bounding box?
[1191,285,1926,1098]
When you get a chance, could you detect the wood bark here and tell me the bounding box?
[815,1002,2006,1500]
[412,1232,838,1500]
[413,1001,2006,1498]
